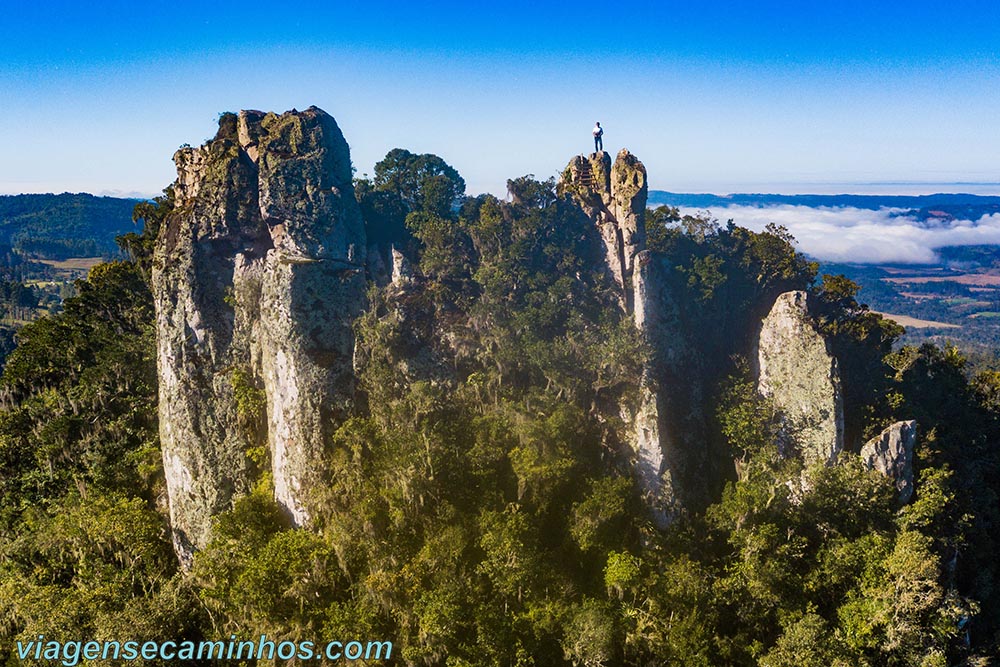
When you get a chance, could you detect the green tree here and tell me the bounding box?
[372,148,466,217]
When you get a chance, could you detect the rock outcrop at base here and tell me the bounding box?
[860,420,917,503]
[154,107,366,564]
[756,291,844,464]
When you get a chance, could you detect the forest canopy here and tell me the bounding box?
[0,193,140,259]
[0,151,997,666]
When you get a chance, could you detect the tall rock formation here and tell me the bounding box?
[630,250,696,524]
[561,150,700,525]
[756,291,844,464]
[154,107,366,564]
[560,149,647,313]
[860,420,917,503]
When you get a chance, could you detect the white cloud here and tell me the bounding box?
[679,205,1000,264]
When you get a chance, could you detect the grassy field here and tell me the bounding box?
[873,311,961,329]
[36,257,104,270]
[822,253,1000,350]
[35,257,104,278]
[884,273,1000,286]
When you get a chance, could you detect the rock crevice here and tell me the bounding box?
[153,107,366,564]
[560,149,647,313]
[562,149,694,525]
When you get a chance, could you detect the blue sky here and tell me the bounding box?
[2,1,1000,196]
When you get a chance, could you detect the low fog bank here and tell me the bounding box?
[678,205,1000,264]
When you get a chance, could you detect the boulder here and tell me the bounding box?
[860,420,917,504]
[757,291,844,465]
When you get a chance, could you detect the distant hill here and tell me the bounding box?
[0,193,142,259]
[648,190,1000,211]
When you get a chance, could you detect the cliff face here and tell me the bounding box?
[154,107,365,564]
[631,250,714,523]
[154,114,863,557]
[629,251,673,524]
[561,150,705,525]
[756,291,844,464]
[560,150,646,313]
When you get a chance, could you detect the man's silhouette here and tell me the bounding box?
[593,122,603,152]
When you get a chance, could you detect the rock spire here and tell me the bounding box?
[153,107,366,564]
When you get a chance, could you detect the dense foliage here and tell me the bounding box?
[0,156,998,666]
[0,193,146,370]
[0,254,202,658]
[0,194,140,260]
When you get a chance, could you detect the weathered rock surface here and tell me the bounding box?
[756,290,844,464]
[629,252,669,522]
[154,107,365,564]
[562,151,695,525]
[391,245,413,286]
[860,420,917,503]
[611,150,647,280]
[631,250,700,524]
[560,149,647,313]
[627,378,673,524]
[153,118,862,559]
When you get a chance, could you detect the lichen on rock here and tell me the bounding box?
[561,149,693,525]
[559,149,646,314]
[756,290,844,465]
[153,106,366,565]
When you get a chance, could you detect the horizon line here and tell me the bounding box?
[4,182,1000,201]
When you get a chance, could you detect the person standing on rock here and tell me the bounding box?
[593,122,603,152]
